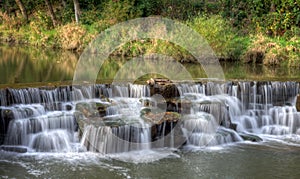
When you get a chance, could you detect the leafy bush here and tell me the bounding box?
[219,0,300,37]
[31,10,53,31]
[101,0,143,23]
[188,15,248,60]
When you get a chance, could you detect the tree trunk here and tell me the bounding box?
[73,0,80,24]
[45,0,58,27]
[15,0,28,21]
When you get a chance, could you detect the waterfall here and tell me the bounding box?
[111,84,150,98]
[3,110,76,150]
[29,130,73,152]
[182,112,242,147]
[1,81,300,153]
[177,83,204,96]
[81,124,151,154]
[228,82,300,136]
[176,81,300,142]
[78,84,152,153]
[176,82,243,147]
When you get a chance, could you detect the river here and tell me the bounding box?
[1,45,300,178]
[1,45,300,87]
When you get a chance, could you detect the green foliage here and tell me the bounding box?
[219,0,300,37]
[111,39,193,62]
[32,10,53,30]
[80,9,102,25]
[59,5,74,24]
[101,0,143,23]
[0,0,299,67]
[157,0,205,20]
[188,15,248,60]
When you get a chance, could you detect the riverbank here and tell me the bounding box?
[0,1,299,66]
[1,17,299,67]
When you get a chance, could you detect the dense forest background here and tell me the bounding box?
[0,0,299,66]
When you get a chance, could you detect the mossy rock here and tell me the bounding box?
[75,102,103,117]
[140,107,151,116]
[103,119,126,127]
[142,111,181,124]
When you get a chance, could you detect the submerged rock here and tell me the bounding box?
[0,146,28,153]
[239,132,263,142]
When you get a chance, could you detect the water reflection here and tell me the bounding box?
[0,45,77,85]
[220,62,300,81]
[1,45,300,87]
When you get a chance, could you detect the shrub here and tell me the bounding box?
[188,15,248,60]
[101,0,143,23]
[58,23,86,50]
[243,34,300,66]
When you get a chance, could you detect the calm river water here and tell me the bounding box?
[1,45,300,86]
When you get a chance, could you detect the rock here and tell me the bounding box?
[139,99,152,107]
[65,104,73,111]
[146,78,155,85]
[296,95,300,112]
[229,123,237,131]
[103,118,125,127]
[160,84,179,99]
[154,78,171,84]
[239,132,263,142]
[95,102,111,117]
[0,146,28,153]
[0,108,14,145]
[74,111,85,138]
[149,78,179,99]
[99,95,111,102]
[141,111,181,125]
[75,102,101,117]
[140,108,151,116]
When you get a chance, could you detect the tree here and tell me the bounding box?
[45,0,58,27]
[15,0,28,21]
[73,0,80,24]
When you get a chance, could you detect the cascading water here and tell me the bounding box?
[177,81,300,146]
[1,81,300,154]
[81,124,151,153]
[227,82,300,137]
[78,84,153,153]
[177,83,243,147]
